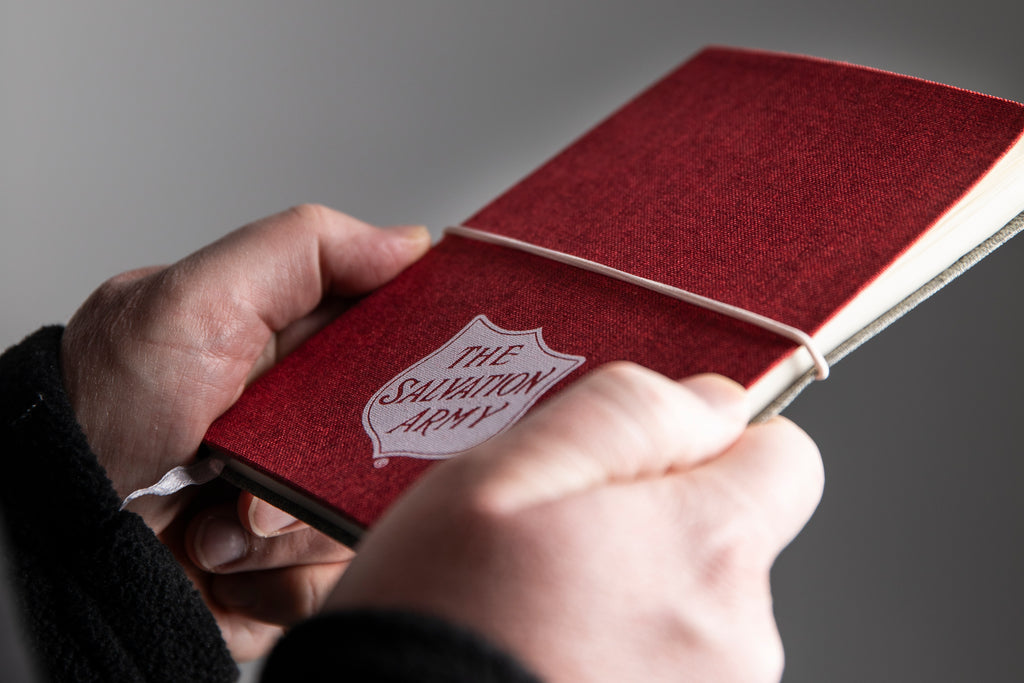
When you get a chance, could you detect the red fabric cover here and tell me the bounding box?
[204,47,1024,532]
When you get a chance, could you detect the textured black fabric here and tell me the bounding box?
[263,609,543,683]
[0,327,238,682]
[0,516,37,683]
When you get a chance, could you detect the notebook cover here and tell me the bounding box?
[203,47,1024,540]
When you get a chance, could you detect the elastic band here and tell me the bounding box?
[445,225,829,380]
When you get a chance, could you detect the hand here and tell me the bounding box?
[61,204,431,659]
[328,364,823,683]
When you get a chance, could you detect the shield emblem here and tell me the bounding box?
[362,315,585,467]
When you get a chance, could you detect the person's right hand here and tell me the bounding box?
[327,363,823,683]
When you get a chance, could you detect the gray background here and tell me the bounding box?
[3,2,1022,681]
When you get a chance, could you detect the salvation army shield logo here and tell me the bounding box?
[362,315,585,467]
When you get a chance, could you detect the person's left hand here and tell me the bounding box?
[60,204,432,659]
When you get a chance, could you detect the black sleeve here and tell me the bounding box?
[0,327,238,683]
[262,610,543,683]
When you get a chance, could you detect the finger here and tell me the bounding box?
[464,364,749,514]
[237,491,307,538]
[694,416,824,557]
[187,505,355,573]
[209,562,350,626]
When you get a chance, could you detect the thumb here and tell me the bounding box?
[463,363,749,514]
[171,205,431,335]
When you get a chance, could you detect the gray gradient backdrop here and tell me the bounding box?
[3,2,1022,681]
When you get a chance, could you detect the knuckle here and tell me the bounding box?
[787,422,824,491]
[746,623,785,683]
[580,362,682,432]
[673,576,783,683]
[97,271,136,292]
[285,202,334,228]
[452,461,513,522]
[270,568,322,623]
[757,417,825,503]
[581,363,739,463]
[298,570,324,619]
[683,504,785,681]
[149,263,253,356]
[683,563,784,682]
[685,480,776,584]
[294,564,347,623]
[67,270,157,350]
[83,271,140,315]
[762,416,821,461]
[588,361,666,399]
[699,512,768,588]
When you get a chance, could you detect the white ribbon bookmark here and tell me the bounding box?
[445,225,830,380]
[119,457,224,510]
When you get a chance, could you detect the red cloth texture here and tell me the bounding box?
[204,47,1024,531]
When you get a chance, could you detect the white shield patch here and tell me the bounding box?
[362,315,585,467]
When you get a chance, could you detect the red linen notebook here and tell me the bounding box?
[203,47,1024,545]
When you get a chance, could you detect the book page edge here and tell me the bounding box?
[752,209,1024,420]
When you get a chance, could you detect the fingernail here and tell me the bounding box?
[248,499,301,538]
[681,374,749,420]
[195,517,248,570]
[387,224,431,244]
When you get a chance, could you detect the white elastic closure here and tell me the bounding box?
[445,225,829,380]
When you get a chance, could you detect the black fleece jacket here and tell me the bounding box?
[0,327,540,683]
